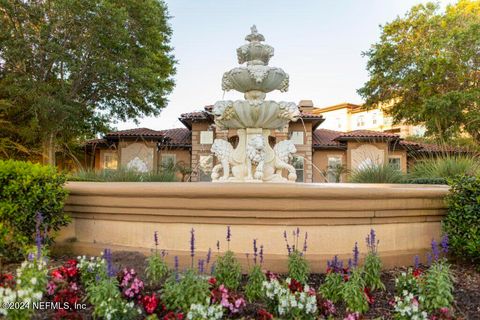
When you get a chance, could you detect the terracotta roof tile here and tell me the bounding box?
[159,128,191,146]
[313,129,344,148]
[335,130,400,140]
[105,128,164,137]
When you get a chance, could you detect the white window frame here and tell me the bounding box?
[372,113,377,125]
[388,156,402,171]
[356,115,365,127]
[292,155,304,182]
[200,131,214,145]
[161,153,176,167]
[327,156,342,183]
[103,152,118,170]
[290,131,304,145]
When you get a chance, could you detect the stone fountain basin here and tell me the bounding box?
[213,100,299,129]
[55,182,449,272]
[222,66,288,93]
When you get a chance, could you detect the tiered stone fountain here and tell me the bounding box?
[210,26,300,182]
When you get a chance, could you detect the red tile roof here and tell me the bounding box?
[399,140,470,153]
[158,128,191,146]
[105,128,165,138]
[335,130,400,141]
[312,129,344,148]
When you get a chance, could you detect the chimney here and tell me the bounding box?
[298,100,314,113]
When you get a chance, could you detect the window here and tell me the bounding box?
[327,156,342,183]
[336,117,342,129]
[388,157,401,171]
[292,155,304,182]
[200,131,214,144]
[160,154,176,171]
[199,155,212,181]
[356,115,365,127]
[372,113,377,125]
[290,131,304,145]
[103,152,118,170]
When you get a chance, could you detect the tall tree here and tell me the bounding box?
[358,0,480,143]
[0,0,176,164]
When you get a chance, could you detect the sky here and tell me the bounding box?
[116,0,456,131]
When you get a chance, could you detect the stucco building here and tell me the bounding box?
[84,100,439,182]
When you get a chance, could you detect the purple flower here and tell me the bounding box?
[154,231,159,248]
[253,239,258,265]
[259,245,264,265]
[216,240,220,252]
[35,212,44,259]
[348,258,352,269]
[174,256,180,282]
[303,232,308,253]
[431,239,439,261]
[198,259,205,274]
[327,255,344,273]
[210,263,216,275]
[103,248,114,277]
[414,255,420,269]
[190,228,195,258]
[352,242,359,267]
[226,226,231,249]
[283,230,291,254]
[366,229,378,253]
[427,252,432,266]
[206,248,212,265]
[440,234,449,254]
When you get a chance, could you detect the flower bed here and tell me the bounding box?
[1,226,479,319]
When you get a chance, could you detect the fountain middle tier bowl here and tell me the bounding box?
[213,100,300,129]
[222,66,289,93]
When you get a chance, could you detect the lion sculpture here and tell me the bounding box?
[246,134,266,180]
[273,139,297,181]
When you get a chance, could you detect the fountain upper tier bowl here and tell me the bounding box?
[213,100,299,129]
[222,65,289,94]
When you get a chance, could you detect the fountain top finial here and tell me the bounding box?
[245,25,265,43]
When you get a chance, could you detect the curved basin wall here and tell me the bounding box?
[56,182,449,272]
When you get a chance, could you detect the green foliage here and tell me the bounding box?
[87,277,140,320]
[350,163,405,183]
[358,0,480,143]
[161,269,211,312]
[406,177,447,185]
[444,176,480,264]
[245,265,267,302]
[213,250,242,290]
[394,268,420,297]
[363,253,385,291]
[319,272,344,303]
[420,260,454,312]
[0,160,69,261]
[287,250,310,284]
[78,255,108,289]
[0,0,176,162]
[409,155,480,182]
[145,253,169,286]
[69,168,177,182]
[341,268,368,313]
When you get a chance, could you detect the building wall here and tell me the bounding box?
[347,141,389,171]
[289,122,313,182]
[312,150,347,182]
[158,148,191,181]
[191,122,213,182]
[119,141,156,172]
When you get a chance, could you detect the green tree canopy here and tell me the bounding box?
[358,0,480,143]
[0,0,176,163]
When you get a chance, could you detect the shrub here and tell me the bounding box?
[363,229,385,291]
[162,269,210,312]
[349,163,405,183]
[287,250,310,284]
[341,267,368,314]
[146,253,169,286]
[444,175,480,264]
[409,154,480,181]
[405,177,447,185]
[420,260,454,313]
[213,250,242,290]
[0,160,69,261]
[319,272,344,303]
[245,265,266,302]
[69,167,177,182]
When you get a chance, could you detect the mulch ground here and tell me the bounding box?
[5,251,480,319]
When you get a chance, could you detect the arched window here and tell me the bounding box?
[292,155,304,182]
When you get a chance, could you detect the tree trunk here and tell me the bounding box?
[42,133,56,166]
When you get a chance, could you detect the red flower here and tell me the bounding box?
[142,293,159,314]
[52,269,63,280]
[363,287,374,305]
[257,308,273,320]
[288,278,303,293]
[413,268,422,278]
[163,311,184,320]
[265,271,278,281]
[0,273,15,288]
[208,277,217,286]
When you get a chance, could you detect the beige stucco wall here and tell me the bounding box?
[312,150,347,182]
[119,141,156,172]
[56,182,449,272]
[158,149,191,180]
